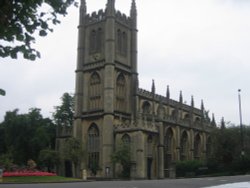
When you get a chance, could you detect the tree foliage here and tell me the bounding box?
[207,124,250,174]
[53,92,74,127]
[111,143,131,178]
[63,137,84,177]
[0,108,56,165]
[63,137,84,165]
[39,149,60,172]
[0,0,78,60]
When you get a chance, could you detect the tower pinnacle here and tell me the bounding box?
[79,0,86,25]
[80,0,86,13]
[106,0,115,15]
[130,0,137,16]
[151,79,155,94]
[179,91,183,103]
[130,0,137,28]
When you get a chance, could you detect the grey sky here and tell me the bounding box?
[1,0,250,125]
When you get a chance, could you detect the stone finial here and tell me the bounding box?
[130,0,137,17]
[151,79,155,94]
[166,85,170,99]
[191,95,194,107]
[179,91,183,104]
[79,0,87,25]
[106,0,115,15]
[201,100,204,111]
[81,0,86,11]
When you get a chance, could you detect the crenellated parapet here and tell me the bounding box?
[116,11,131,26]
[137,88,215,129]
[86,9,106,24]
[85,9,132,26]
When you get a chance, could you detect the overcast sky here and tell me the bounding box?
[1,0,250,125]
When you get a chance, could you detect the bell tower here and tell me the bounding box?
[73,0,138,177]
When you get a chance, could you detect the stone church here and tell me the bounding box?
[58,0,216,179]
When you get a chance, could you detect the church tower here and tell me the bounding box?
[73,0,138,177]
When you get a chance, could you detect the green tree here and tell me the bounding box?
[0,0,78,60]
[39,149,60,172]
[207,123,250,174]
[1,108,56,165]
[111,143,131,178]
[0,153,13,171]
[53,92,74,127]
[63,137,84,177]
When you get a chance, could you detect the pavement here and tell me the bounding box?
[0,175,250,188]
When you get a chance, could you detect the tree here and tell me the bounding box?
[63,137,85,177]
[0,0,78,60]
[111,143,131,178]
[39,149,60,172]
[53,92,74,127]
[207,123,250,174]
[1,108,56,165]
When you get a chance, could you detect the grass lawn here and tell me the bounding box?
[2,176,80,183]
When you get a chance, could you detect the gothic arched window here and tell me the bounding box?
[180,131,188,161]
[164,128,173,169]
[206,136,212,158]
[142,101,151,114]
[90,30,97,53]
[90,28,102,54]
[89,72,101,110]
[194,134,201,159]
[87,124,100,171]
[121,31,127,56]
[117,29,127,56]
[117,29,122,53]
[116,73,126,111]
[122,134,131,145]
[96,28,102,52]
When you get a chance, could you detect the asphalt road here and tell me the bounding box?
[1,175,250,188]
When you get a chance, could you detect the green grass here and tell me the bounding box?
[1,176,80,183]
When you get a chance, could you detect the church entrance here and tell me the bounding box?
[147,158,152,179]
[65,160,73,177]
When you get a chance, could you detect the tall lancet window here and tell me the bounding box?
[206,137,212,158]
[90,28,102,54]
[122,134,131,146]
[194,134,201,159]
[89,72,101,110]
[117,29,122,53]
[180,131,188,161]
[121,31,127,56]
[96,28,102,52]
[87,124,100,173]
[90,30,97,53]
[164,128,174,170]
[117,29,127,56]
[116,73,126,111]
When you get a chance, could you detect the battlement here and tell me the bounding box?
[86,9,106,24]
[116,11,131,26]
[85,9,132,26]
[137,88,203,116]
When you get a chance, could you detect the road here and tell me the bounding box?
[1,175,250,188]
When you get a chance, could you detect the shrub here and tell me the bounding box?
[0,154,13,171]
[176,160,204,177]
